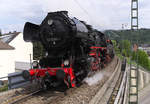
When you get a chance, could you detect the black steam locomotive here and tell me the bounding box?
[23,11,114,90]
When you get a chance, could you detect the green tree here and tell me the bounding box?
[104,29,150,44]
[132,50,150,70]
[132,51,137,60]
[112,40,120,54]
[33,42,45,60]
[120,40,131,57]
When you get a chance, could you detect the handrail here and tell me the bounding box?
[89,58,120,104]
[113,60,129,104]
[114,69,127,104]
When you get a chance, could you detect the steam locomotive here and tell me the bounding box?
[22,11,114,90]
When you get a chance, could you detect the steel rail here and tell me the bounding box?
[1,89,41,104]
[107,71,124,104]
[114,70,127,104]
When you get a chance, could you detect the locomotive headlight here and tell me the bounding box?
[32,61,39,68]
[48,19,53,25]
[64,60,69,66]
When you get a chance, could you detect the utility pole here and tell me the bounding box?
[129,0,139,104]
[121,24,128,56]
[121,24,124,55]
[131,0,138,30]
[0,29,2,36]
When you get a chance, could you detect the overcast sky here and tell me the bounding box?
[0,0,149,33]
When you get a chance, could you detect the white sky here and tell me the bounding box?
[0,0,149,33]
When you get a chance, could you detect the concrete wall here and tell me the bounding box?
[138,68,150,90]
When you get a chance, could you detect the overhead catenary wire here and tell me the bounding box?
[73,0,90,18]
[72,0,97,26]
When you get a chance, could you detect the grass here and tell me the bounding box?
[0,84,8,92]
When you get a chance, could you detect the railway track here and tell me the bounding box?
[108,71,124,104]
[89,58,121,104]
[1,88,66,104]
[0,57,118,104]
[1,89,42,104]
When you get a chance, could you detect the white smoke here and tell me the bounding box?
[84,71,104,86]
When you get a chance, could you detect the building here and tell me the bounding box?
[138,44,150,56]
[133,44,138,52]
[0,40,15,78]
[0,32,33,78]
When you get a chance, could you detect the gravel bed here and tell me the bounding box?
[16,56,117,104]
[0,88,22,102]
[0,82,40,103]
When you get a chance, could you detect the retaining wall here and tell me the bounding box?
[138,67,150,90]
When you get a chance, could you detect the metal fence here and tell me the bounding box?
[8,71,31,89]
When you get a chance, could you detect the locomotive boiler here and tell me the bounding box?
[22,11,114,90]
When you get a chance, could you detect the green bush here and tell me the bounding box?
[0,84,8,92]
[132,50,150,70]
[114,39,150,71]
